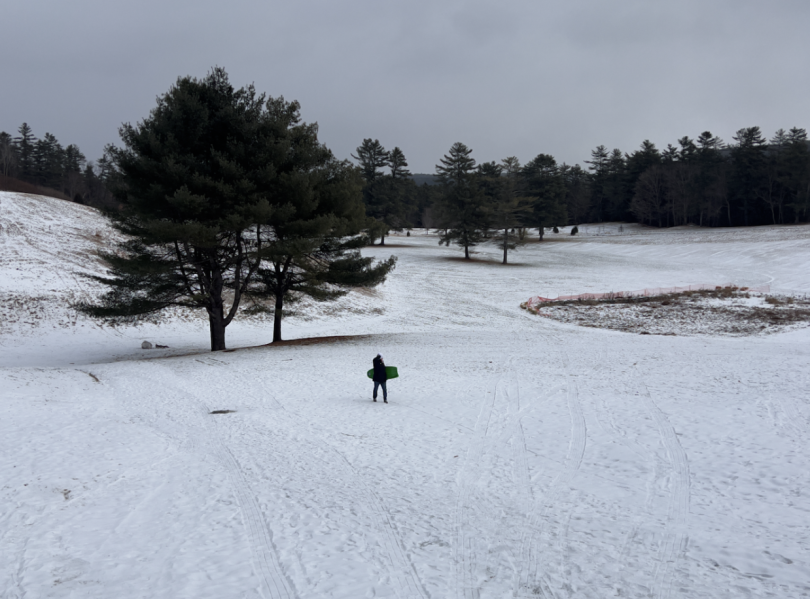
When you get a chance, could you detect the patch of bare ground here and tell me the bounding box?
[439,255,532,266]
[522,288,810,337]
[522,236,576,243]
[259,334,373,347]
[144,334,376,362]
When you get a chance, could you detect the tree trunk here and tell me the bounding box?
[464,244,470,259]
[379,229,386,245]
[209,312,226,351]
[538,228,544,241]
[272,292,284,342]
[207,262,227,351]
[502,229,508,264]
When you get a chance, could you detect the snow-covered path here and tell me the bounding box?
[2,195,810,598]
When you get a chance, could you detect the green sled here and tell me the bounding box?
[367,366,399,380]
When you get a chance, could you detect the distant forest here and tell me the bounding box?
[0,123,117,209]
[2,121,809,230]
[370,127,810,235]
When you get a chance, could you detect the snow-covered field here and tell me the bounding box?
[2,191,810,598]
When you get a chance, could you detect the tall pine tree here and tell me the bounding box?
[435,142,489,259]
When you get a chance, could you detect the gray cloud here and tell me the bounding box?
[2,0,808,173]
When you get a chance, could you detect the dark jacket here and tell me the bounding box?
[372,356,387,382]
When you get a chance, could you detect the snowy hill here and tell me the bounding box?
[0,191,384,367]
[2,192,810,598]
[0,192,119,335]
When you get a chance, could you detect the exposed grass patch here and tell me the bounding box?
[522,289,810,337]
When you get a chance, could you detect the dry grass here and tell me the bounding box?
[522,289,810,337]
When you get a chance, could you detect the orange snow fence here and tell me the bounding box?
[524,283,771,309]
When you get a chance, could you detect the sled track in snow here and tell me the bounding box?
[212,445,297,599]
[104,363,299,599]
[772,379,809,437]
[517,378,586,597]
[452,352,570,599]
[514,345,587,599]
[217,360,428,599]
[581,355,661,590]
[453,375,498,599]
[632,367,691,599]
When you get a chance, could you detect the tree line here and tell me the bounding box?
[0,124,117,209]
[353,138,580,262]
[353,126,810,260]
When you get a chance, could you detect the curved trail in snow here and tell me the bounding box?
[196,356,429,599]
[453,374,499,599]
[98,362,298,599]
[631,365,691,599]
[516,372,586,597]
[513,342,589,599]
[451,350,570,599]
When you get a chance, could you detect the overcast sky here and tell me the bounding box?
[3,0,808,173]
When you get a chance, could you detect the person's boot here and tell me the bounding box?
[373,397,377,402]
[384,398,388,403]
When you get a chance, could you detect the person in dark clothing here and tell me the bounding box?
[372,353,388,403]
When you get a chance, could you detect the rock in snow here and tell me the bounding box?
[141,340,153,349]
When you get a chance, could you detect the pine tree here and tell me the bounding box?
[352,138,389,182]
[625,141,662,223]
[78,69,396,349]
[631,165,667,227]
[14,123,35,181]
[435,142,488,259]
[388,147,411,179]
[359,146,415,245]
[0,132,16,176]
[63,144,86,173]
[694,132,727,225]
[560,163,591,226]
[677,136,698,162]
[781,128,810,223]
[604,148,627,220]
[37,132,64,189]
[730,127,767,225]
[247,138,396,342]
[481,158,531,264]
[521,154,566,239]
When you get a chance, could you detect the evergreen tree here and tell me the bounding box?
[677,136,698,162]
[355,144,414,246]
[781,128,810,223]
[586,145,609,221]
[34,132,64,189]
[770,129,789,148]
[388,147,410,179]
[730,127,767,225]
[0,132,16,176]
[521,153,566,239]
[631,165,667,226]
[694,132,727,225]
[434,142,488,259]
[248,137,396,341]
[604,148,627,220]
[624,141,661,221]
[14,123,35,181]
[78,68,395,349]
[560,163,591,226]
[352,138,389,182]
[63,144,86,173]
[481,157,531,264]
[661,144,679,163]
